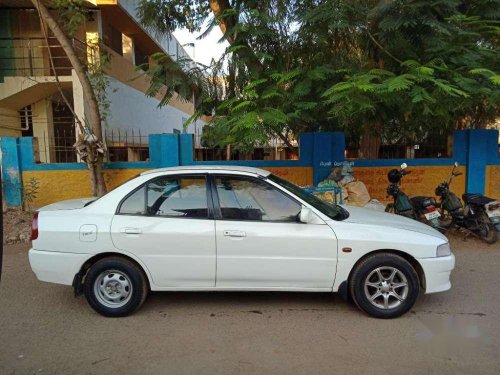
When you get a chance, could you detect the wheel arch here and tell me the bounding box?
[346,249,426,291]
[72,252,153,296]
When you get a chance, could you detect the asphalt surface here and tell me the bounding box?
[1,235,500,375]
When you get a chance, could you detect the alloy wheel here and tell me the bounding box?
[364,267,409,310]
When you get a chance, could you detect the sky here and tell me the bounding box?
[173,25,228,67]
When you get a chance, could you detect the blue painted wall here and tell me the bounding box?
[465,129,500,194]
[1,137,23,206]
[1,130,499,207]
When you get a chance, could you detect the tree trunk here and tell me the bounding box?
[31,0,107,196]
[359,122,382,159]
[208,0,263,76]
[276,132,296,152]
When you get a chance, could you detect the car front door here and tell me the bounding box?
[212,174,338,289]
[110,174,216,288]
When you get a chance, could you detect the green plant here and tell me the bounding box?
[138,0,500,156]
[23,177,40,212]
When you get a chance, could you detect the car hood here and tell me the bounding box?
[342,205,448,241]
[38,197,97,211]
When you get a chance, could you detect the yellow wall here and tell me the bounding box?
[22,165,467,208]
[22,166,314,207]
[263,167,313,187]
[354,165,466,204]
[22,169,148,207]
[485,165,500,199]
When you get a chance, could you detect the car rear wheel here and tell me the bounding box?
[349,253,419,319]
[84,257,148,317]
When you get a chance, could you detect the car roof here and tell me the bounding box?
[141,165,272,177]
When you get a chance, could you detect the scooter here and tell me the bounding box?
[385,163,442,229]
[436,162,500,244]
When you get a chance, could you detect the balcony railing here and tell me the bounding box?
[0,37,96,77]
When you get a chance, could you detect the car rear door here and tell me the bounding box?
[211,174,338,289]
[110,174,216,288]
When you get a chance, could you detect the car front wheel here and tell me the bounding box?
[84,257,148,317]
[349,253,420,319]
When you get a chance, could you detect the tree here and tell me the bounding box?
[138,0,500,158]
[32,0,107,196]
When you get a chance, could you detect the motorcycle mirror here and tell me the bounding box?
[454,161,459,167]
[401,163,408,169]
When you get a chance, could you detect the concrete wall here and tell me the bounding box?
[117,0,195,68]
[105,77,203,139]
[354,165,466,204]
[1,130,499,208]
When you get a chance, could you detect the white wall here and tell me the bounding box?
[105,76,204,143]
[117,0,195,69]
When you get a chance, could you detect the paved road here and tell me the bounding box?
[1,235,499,374]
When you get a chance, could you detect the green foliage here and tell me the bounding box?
[51,0,88,36]
[138,0,500,149]
[23,177,40,212]
[51,1,112,122]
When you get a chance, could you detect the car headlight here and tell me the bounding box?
[437,242,451,257]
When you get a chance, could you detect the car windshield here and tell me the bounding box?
[268,174,348,221]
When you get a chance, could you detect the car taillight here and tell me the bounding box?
[31,211,39,240]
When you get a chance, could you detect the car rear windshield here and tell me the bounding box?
[268,174,348,221]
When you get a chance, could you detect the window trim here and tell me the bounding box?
[209,174,304,223]
[116,173,215,220]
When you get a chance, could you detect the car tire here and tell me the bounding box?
[349,253,419,319]
[84,257,148,317]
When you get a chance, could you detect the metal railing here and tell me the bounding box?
[105,128,149,162]
[0,36,95,77]
[35,127,78,164]
[32,126,150,164]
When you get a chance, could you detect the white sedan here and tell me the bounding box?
[29,166,455,318]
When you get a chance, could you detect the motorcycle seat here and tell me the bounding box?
[410,196,436,207]
[462,193,495,205]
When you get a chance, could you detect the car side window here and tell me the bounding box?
[119,186,146,215]
[215,176,301,222]
[118,176,209,218]
[146,176,208,218]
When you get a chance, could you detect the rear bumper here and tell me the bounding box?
[29,249,89,286]
[419,253,455,294]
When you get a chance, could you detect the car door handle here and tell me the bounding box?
[121,228,142,235]
[223,230,246,237]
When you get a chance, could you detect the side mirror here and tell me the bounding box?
[401,163,407,170]
[454,161,459,167]
[299,206,312,223]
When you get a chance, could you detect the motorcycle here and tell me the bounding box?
[436,162,500,244]
[385,163,442,229]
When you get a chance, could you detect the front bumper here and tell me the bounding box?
[419,253,455,294]
[29,249,89,286]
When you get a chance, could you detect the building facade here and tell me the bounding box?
[0,0,205,163]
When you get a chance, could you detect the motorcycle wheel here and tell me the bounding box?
[385,204,395,214]
[477,212,497,244]
[438,213,453,230]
